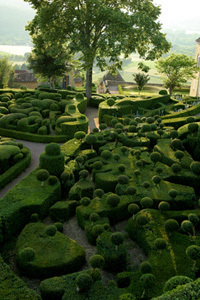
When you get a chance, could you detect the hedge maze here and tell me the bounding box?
[1,90,200,299]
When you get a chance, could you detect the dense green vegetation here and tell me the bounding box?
[1,89,200,299]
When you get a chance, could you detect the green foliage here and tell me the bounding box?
[0,255,41,300]
[133,73,150,94]
[75,273,93,293]
[140,261,153,274]
[0,56,14,88]
[155,53,199,95]
[16,222,86,278]
[163,275,193,293]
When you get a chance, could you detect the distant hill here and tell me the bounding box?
[0,4,34,45]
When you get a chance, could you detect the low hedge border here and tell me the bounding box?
[0,146,31,190]
[0,128,68,143]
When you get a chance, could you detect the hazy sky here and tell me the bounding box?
[153,0,200,28]
[3,0,200,30]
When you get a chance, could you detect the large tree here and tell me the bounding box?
[155,53,199,95]
[27,33,74,88]
[24,0,170,100]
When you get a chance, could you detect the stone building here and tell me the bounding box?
[190,38,200,97]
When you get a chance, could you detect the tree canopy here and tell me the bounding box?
[25,0,171,100]
[27,33,75,88]
[155,53,199,95]
[0,57,14,88]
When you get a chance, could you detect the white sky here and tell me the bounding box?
[153,0,200,28]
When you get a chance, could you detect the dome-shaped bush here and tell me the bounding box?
[45,225,57,236]
[140,261,152,274]
[20,247,35,263]
[101,150,112,160]
[171,139,183,150]
[136,215,148,226]
[54,222,63,232]
[107,193,120,207]
[171,163,181,174]
[90,213,100,223]
[164,219,179,233]
[117,162,126,172]
[93,161,103,170]
[89,254,105,269]
[45,143,61,156]
[111,232,124,246]
[168,189,179,199]
[140,197,153,209]
[81,197,91,206]
[126,186,136,195]
[75,273,93,293]
[118,175,129,185]
[128,203,140,215]
[154,238,167,250]
[188,123,198,134]
[181,220,193,234]
[94,189,104,198]
[190,161,200,175]
[48,175,58,185]
[158,201,170,212]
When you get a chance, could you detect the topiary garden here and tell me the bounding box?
[1,91,200,299]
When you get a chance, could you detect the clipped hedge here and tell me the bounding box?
[152,278,200,300]
[0,255,41,300]
[16,222,86,278]
[0,169,61,241]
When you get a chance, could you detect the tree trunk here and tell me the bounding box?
[169,84,173,96]
[86,68,93,102]
[52,74,55,89]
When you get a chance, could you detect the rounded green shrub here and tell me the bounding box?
[154,238,167,250]
[76,273,93,293]
[20,247,35,262]
[188,123,198,134]
[158,201,170,212]
[171,163,181,174]
[140,197,153,209]
[90,213,100,223]
[45,225,57,236]
[164,219,179,233]
[136,215,148,226]
[36,169,49,186]
[168,189,179,199]
[142,181,150,189]
[101,150,112,160]
[81,197,91,206]
[94,189,104,198]
[140,261,152,274]
[79,169,89,179]
[30,213,39,223]
[92,224,104,237]
[118,164,126,172]
[126,186,136,195]
[171,138,183,150]
[111,232,124,246]
[181,220,193,235]
[89,254,105,269]
[128,203,140,215]
[54,222,63,232]
[45,143,61,156]
[190,161,200,175]
[48,175,58,185]
[107,193,120,207]
[118,175,129,185]
[93,161,103,170]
